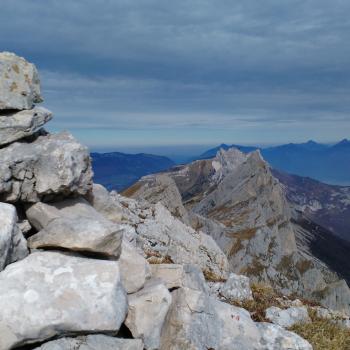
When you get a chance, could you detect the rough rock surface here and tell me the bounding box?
[125,280,172,350]
[0,202,28,271]
[26,197,123,258]
[0,251,128,349]
[220,273,253,302]
[257,322,312,350]
[265,306,311,328]
[0,132,92,202]
[34,335,144,350]
[150,264,208,292]
[0,107,52,146]
[137,203,229,280]
[160,287,261,350]
[0,52,42,110]
[119,240,149,293]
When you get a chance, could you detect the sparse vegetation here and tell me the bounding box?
[289,309,350,350]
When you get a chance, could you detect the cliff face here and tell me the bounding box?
[127,147,350,313]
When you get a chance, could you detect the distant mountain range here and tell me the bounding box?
[196,139,350,185]
[91,152,175,191]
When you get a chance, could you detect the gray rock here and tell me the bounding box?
[0,132,92,203]
[257,322,312,350]
[0,52,42,110]
[150,264,208,292]
[265,306,311,328]
[34,335,143,350]
[0,202,28,271]
[220,273,253,302]
[125,279,172,350]
[0,107,52,145]
[160,287,261,350]
[28,216,123,259]
[119,240,149,293]
[137,203,229,281]
[0,251,128,350]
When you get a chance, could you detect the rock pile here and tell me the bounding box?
[0,52,317,350]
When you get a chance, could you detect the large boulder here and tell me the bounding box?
[0,132,92,202]
[257,323,312,350]
[0,202,28,271]
[34,335,144,350]
[0,107,52,146]
[0,52,42,110]
[265,306,311,328]
[26,198,123,258]
[137,203,229,281]
[125,280,172,350]
[159,287,261,350]
[0,251,128,349]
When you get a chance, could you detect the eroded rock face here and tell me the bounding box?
[160,287,261,350]
[137,203,229,281]
[0,251,128,350]
[0,52,42,110]
[0,202,28,271]
[0,132,93,203]
[265,306,311,328]
[0,107,52,146]
[125,280,172,350]
[34,335,144,350]
[257,323,312,350]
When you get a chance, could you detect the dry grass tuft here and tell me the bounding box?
[289,310,350,350]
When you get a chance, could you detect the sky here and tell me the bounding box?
[1,0,350,153]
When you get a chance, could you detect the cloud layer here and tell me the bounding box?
[1,0,350,147]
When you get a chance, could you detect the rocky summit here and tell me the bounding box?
[0,52,348,350]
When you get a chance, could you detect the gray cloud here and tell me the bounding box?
[1,0,350,146]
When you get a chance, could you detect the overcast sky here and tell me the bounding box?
[1,0,350,151]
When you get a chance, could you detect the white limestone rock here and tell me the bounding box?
[0,52,42,110]
[34,335,143,350]
[119,240,150,293]
[265,306,311,328]
[0,132,92,203]
[0,202,28,271]
[0,251,128,350]
[0,107,52,146]
[160,287,261,350]
[125,280,172,350]
[150,263,208,292]
[220,273,253,302]
[137,203,229,281]
[257,322,312,350]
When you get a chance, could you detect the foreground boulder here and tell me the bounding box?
[265,306,311,328]
[257,323,312,350]
[0,202,28,271]
[0,251,128,349]
[125,280,172,349]
[0,52,42,110]
[160,287,261,350]
[0,107,52,146]
[34,335,144,350]
[0,132,92,202]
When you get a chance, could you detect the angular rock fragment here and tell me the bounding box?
[34,335,143,350]
[220,273,253,302]
[265,306,311,328]
[0,202,28,271]
[0,132,92,202]
[125,280,172,349]
[0,52,42,110]
[160,287,261,350]
[0,251,128,350]
[0,107,52,145]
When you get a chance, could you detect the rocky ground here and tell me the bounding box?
[0,52,349,350]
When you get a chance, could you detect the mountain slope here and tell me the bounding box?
[91,152,175,191]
